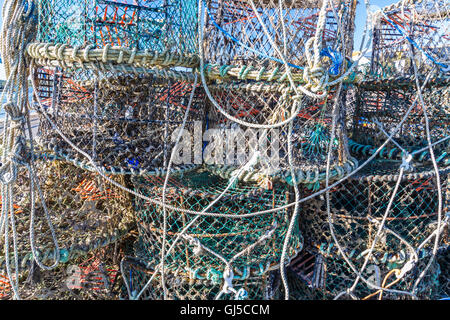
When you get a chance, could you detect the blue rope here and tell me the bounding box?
[129,269,133,294]
[320,47,343,76]
[382,13,448,71]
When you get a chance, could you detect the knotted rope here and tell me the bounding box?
[0,0,60,299]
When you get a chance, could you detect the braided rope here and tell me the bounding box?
[26,42,199,69]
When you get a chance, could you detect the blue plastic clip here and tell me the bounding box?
[320,47,343,76]
[127,158,139,169]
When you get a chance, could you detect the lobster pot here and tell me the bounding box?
[436,247,450,298]
[350,82,449,161]
[120,255,275,300]
[37,0,198,55]
[287,248,442,300]
[131,168,302,294]
[34,67,205,176]
[370,0,449,79]
[0,154,134,280]
[1,241,125,300]
[293,161,449,299]
[202,0,356,77]
[204,85,357,187]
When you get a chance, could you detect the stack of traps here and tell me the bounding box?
[1,0,446,300]
[285,0,449,300]
[124,169,302,300]
[0,157,134,299]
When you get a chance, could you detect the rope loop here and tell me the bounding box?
[3,102,25,124]
[0,162,17,185]
[400,153,413,171]
[221,267,236,295]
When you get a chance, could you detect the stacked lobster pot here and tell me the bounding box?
[1,0,447,301]
[0,0,205,299]
[125,169,303,299]
[0,156,135,299]
[288,0,450,300]
[186,0,360,299]
[201,0,359,188]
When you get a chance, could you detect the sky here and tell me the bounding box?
[353,0,400,51]
[0,0,399,80]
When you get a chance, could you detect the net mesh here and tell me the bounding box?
[34,67,205,175]
[436,247,450,298]
[120,253,273,300]
[205,86,357,188]
[294,161,449,299]
[127,168,302,299]
[202,0,355,76]
[350,83,449,157]
[0,155,135,299]
[370,0,449,79]
[37,0,198,54]
[0,0,448,301]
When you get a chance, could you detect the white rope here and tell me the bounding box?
[160,73,198,299]
[0,0,60,299]
[16,0,446,301]
[326,68,439,299]
[407,37,443,296]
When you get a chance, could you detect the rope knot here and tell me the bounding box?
[0,136,28,184]
[0,162,17,185]
[12,135,31,166]
[302,65,328,94]
[302,37,330,95]
[3,102,25,125]
[400,153,413,171]
[221,267,235,295]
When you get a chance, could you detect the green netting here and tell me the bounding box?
[128,167,302,299]
[37,0,198,54]
[120,255,272,300]
[292,161,449,299]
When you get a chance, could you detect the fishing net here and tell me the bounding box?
[0,154,134,290]
[290,249,442,300]
[127,167,302,299]
[201,0,356,80]
[0,238,132,300]
[120,255,273,300]
[295,161,449,299]
[350,81,449,159]
[33,67,205,176]
[36,0,198,55]
[436,246,450,298]
[370,0,449,79]
[204,87,358,189]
